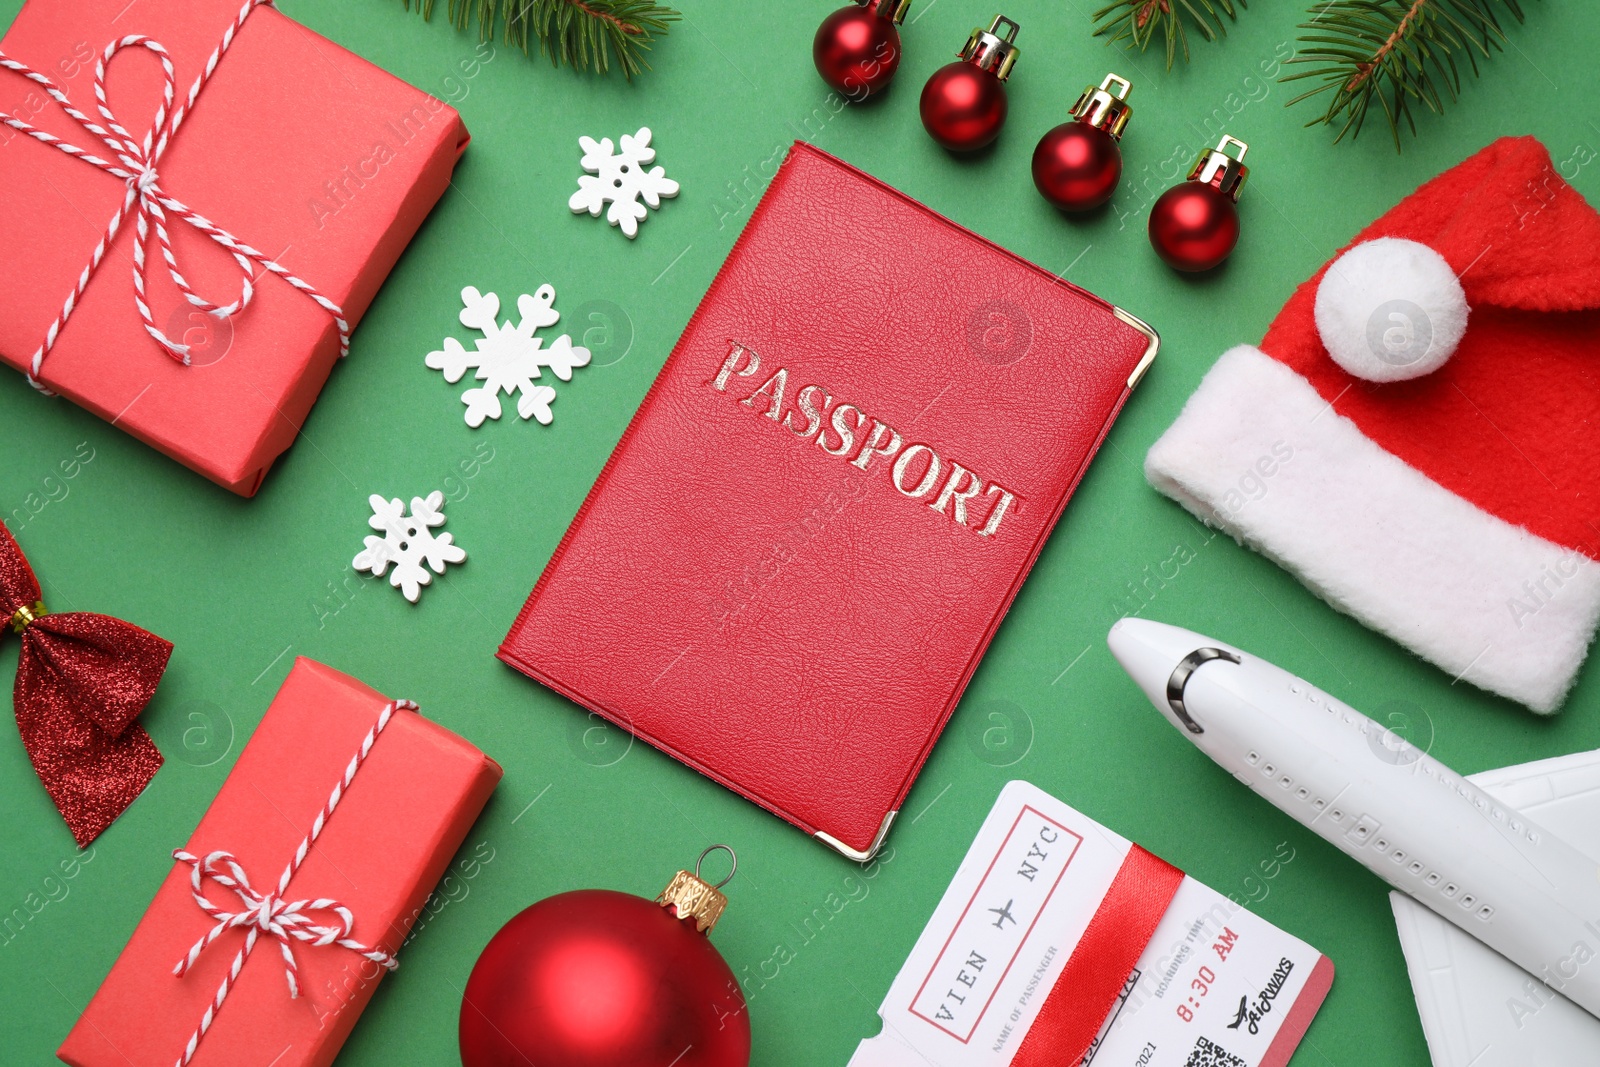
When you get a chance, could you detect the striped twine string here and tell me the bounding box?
[168,698,415,1067]
[0,0,350,396]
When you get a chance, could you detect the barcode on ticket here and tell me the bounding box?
[1183,1035,1245,1067]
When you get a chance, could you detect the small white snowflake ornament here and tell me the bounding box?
[569,126,679,239]
[352,491,466,603]
[426,285,590,428]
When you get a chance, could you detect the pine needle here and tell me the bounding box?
[1091,0,1248,70]
[1282,0,1531,150]
[403,0,681,79]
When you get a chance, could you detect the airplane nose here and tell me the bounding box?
[1107,618,1224,714]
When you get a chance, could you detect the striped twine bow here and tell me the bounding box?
[0,0,350,394]
[167,698,415,1067]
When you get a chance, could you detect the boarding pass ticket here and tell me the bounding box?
[849,781,1334,1067]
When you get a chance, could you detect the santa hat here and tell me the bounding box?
[1146,137,1600,714]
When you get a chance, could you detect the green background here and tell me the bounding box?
[2,1,1597,1064]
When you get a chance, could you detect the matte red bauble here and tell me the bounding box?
[919,15,1020,152]
[1149,135,1251,272]
[460,849,750,1067]
[813,0,910,99]
[1032,73,1132,212]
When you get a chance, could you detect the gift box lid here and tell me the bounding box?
[0,0,468,494]
[56,658,501,1067]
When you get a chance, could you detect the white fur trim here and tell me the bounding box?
[1314,237,1469,382]
[1145,345,1600,713]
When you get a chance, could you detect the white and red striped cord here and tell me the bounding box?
[0,0,350,395]
[168,697,415,1067]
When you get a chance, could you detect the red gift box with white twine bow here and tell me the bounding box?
[57,659,501,1067]
[0,0,467,495]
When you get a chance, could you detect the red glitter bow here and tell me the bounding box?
[1,520,170,846]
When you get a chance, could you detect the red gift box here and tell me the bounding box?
[0,0,468,495]
[56,658,502,1067]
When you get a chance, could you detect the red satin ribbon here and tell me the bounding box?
[2,521,170,846]
[1011,844,1185,1067]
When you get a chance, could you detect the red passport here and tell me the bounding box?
[500,144,1157,859]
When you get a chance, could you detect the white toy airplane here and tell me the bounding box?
[1108,617,1600,1065]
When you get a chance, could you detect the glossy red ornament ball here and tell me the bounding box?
[920,64,1007,151]
[1032,122,1121,211]
[1148,182,1240,272]
[813,2,903,98]
[459,889,750,1067]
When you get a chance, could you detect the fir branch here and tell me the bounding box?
[403,0,681,79]
[1282,0,1532,150]
[1091,0,1248,70]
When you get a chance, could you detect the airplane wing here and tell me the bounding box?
[1392,747,1600,1066]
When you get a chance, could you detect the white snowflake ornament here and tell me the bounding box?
[352,491,466,603]
[569,126,679,239]
[426,285,590,428]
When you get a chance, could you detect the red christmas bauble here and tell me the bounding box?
[460,889,750,1067]
[920,62,1007,151]
[813,2,903,98]
[1032,121,1122,211]
[1148,181,1240,272]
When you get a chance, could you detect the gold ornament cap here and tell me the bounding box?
[861,0,911,25]
[1070,73,1133,139]
[1188,135,1250,202]
[958,15,1020,81]
[656,844,736,935]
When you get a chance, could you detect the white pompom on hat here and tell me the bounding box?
[1313,237,1469,382]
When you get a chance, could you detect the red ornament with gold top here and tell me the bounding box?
[459,847,750,1067]
[813,0,911,99]
[919,14,1021,152]
[1149,135,1251,272]
[1032,73,1133,212]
